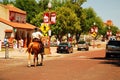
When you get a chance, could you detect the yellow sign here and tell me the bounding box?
[39,23,50,35]
[91,32,97,38]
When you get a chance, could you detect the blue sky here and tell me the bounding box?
[82,0,120,28]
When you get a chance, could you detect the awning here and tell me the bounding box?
[4,29,13,33]
[0,18,36,29]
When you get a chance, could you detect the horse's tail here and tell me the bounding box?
[26,43,33,53]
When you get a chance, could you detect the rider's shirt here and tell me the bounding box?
[32,31,43,39]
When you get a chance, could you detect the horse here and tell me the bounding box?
[26,41,44,67]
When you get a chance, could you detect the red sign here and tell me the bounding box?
[90,26,98,33]
[43,12,56,24]
[107,30,112,36]
[44,12,49,23]
[50,12,56,24]
[116,32,120,36]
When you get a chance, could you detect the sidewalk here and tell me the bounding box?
[0,47,62,60]
[0,41,106,60]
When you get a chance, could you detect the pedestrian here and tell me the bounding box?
[13,39,17,49]
[19,39,24,52]
[57,39,60,46]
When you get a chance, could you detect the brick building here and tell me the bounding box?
[0,4,36,48]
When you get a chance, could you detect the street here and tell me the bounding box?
[0,47,120,80]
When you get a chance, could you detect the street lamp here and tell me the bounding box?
[48,1,52,24]
[47,1,52,54]
[48,1,52,9]
[90,22,98,38]
[90,22,98,48]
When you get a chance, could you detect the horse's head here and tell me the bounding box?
[41,37,45,44]
[41,36,50,46]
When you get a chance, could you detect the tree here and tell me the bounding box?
[109,26,118,36]
[37,0,49,12]
[31,5,81,39]
[64,1,87,28]
[0,0,14,4]
[30,12,43,27]
[54,6,80,37]
[83,7,104,35]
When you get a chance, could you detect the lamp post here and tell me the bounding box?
[48,1,52,54]
[90,22,98,48]
[48,1,52,23]
[48,1,52,10]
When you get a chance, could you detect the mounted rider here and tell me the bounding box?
[32,28,44,53]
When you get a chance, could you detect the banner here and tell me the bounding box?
[51,12,56,24]
[43,12,49,23]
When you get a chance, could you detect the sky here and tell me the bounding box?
[82,0,120,28]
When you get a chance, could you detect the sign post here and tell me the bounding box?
[90,24,98,48]
[107,30,112,40]
[41,1,56,55]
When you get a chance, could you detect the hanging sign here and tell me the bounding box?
[51,12,56,24]
[43,12,49,23]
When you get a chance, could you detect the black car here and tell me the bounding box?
[106,40,120,58]
[57,42,73,53]
[77,41,89,51]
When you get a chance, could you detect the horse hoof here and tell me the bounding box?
[39,63,43,66]
[27,64,31,67]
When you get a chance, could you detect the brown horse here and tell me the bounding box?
[27,41,44,67]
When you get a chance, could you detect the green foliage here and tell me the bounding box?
[54,6,81,36]
[0,0,14,4]
[83,7,104,34]
[64,1,86,34]
[38,0,49,12]
[109,26,119,35]
[30,12,43,27]
[0,0,119,39]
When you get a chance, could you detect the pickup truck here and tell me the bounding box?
[106,40,120,58]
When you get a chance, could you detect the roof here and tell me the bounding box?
[4,29,13,32]
[0,18,35,29]
[0,4,26,14]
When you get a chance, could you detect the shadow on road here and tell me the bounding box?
[90,57,120,67]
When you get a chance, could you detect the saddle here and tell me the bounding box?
[32,38,44,54]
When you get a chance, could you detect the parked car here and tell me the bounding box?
[105,40,120,58]
[57,42,73,53]
[77,41,89,51]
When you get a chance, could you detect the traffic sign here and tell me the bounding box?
[39,23,50,36]
[91,32,97,38]
[107,30,112,36]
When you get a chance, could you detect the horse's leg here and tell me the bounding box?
[34,54,37,67]
[37,54,39,65]
[40,53,44,66]
[28,53,31,67]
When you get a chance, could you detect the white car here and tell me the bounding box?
[77,41,89,51]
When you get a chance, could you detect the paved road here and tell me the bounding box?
[0,46,120,80]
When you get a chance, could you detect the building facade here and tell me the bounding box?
[0,4,36,48]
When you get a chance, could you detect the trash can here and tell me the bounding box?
[44,47,51,55]
[42,36,51,55]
